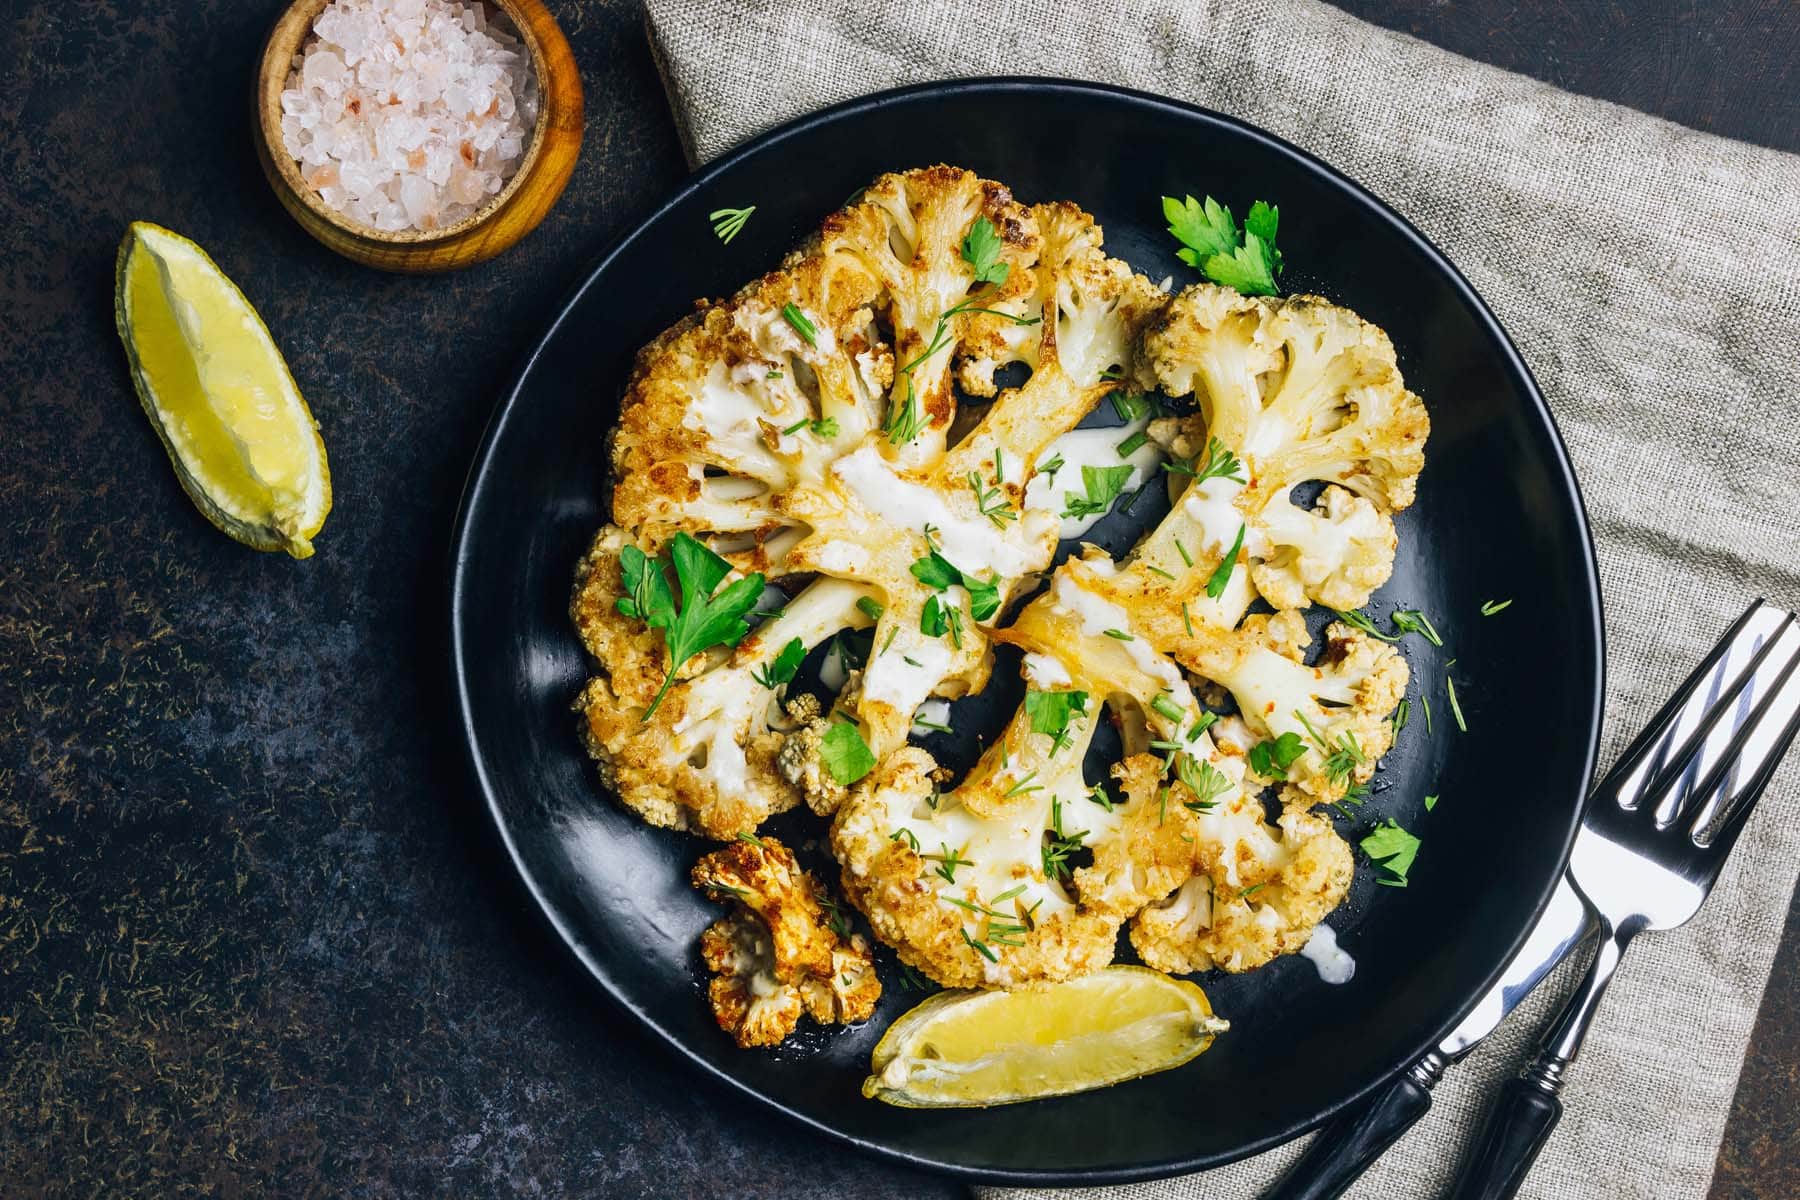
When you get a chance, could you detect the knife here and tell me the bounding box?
[1263,877,1597,1200]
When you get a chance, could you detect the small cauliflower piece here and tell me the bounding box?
[1131,804,1353,975]
[1130,284,1428,616]
[692,836,880,1048]
[1175,612,1409,806]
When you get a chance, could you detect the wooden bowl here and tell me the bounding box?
[253,0,583,273]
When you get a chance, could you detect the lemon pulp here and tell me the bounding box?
[115,222,330,558]
[864,966,1228,1108]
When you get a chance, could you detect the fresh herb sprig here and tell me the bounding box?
[1162,194,1284,296]
[617,532,766,720]
[709,205,755,244]
[1061,463,1134,521]
[1361,820,1422,887]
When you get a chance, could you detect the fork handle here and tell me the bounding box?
[1450,928,1629,1200]
[1448,1078,1563,1200]
[1263,1052,1445,1200]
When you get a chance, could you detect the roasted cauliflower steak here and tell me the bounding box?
[573,165,1167,838]
[568,167,1434,1035]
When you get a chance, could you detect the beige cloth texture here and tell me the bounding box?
[642,1,1800,1196]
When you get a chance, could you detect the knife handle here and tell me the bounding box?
[1263,1052,1444,1200]
[1447,1076,1563,1200]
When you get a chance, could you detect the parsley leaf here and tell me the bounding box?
[618,533,766,720]
[821,720,876,785]
[1424,793,1440,812]
[1247,732,1307,778]
[1205,524,1247,598]
[1025,689,1089,752]
[961,216,1009,287]
[961,572,1001,622]
[1061,463,1134,520]
[751,637,806,690]
[910,550,961,592]
[1361,820,1422,887]
[910,549,1000,622]
[1161,194,1283,297]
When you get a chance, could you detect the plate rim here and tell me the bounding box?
[448,75,1608,1185]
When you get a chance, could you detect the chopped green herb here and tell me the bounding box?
[922,843,973,884]
[1424,793,1439,812]
[1175,539,1194,568]
[1182,602,1195,636]
[1025,689,1089,752]
[1147,564,1178,581]
[1333,607,1400,642]
[889,826,921,851]
[809,416,839,438]
[1110,391,1155,422]
[910,549,961,592]
[1205,524,1247,599]
[708,205,755,244]
[1392,608,1444,647]
[1166,436,1246,485]
[1480,598,1514,617]
[1003,770,1041,797]
[781,417,809,435]
[1446,671,1468,731]
[1062,463,1134,521]
[959,926,999,962]
[1039,452,1065,486]
[855,596,885,622]
[765,369,783,380]
[960,215,1010,286]
[1041,795,1089,879]
[734,830,765,847]
[1150,692,1185,723]
[968,469,1017,528]
[1361,819,1422,887]
[912,716,953,734]
[898,963,933,991]
[1086,784,1115,812]
[617,532,766,720]
[822,720,876,785]
[1247,731,1307,778]
[1187,712,1219,741]
[1116,429,1150,457]
[1103,628,1134,641]
[1177,754,1233,810]
[750,637,806,690]
[1422,694,1435,734]
[780,302,817,346]
[1390,697,1411,738]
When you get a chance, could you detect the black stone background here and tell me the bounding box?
[2,1,1794,1196]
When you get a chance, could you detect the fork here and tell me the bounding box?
[1449,599,1800,1200]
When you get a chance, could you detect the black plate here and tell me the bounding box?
[449,79,1605,1185]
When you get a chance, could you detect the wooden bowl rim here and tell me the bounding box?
[256,0,555,246]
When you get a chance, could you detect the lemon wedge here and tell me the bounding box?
[863,966,1228,1108]
[114,222,330,558]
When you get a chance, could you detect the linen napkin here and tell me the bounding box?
[642,2,1800,1196]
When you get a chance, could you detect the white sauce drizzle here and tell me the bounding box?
[1022,652,1073,689]
[1024,421,1165,539]
[1301,924,1356,985]
[832,446,1045,578]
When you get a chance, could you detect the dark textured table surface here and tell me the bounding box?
[3,1,1794,1196]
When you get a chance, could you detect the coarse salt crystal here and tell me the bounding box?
[282,0,539,235]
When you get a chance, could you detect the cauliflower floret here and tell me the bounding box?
[1176,611,1409,806]
[1131,284,1428,615]
[832,559,1235,990]
[1131,804,1352,974]
[693,836,879,1048]
[574,570,874,838]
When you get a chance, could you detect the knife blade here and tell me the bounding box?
[1264,876,1598,1200]
[1436,876,1596,1061]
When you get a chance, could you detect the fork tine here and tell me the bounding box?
[1688,622,1800,851]
[1654,614,1800,829]
[1601,600,1789,809]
